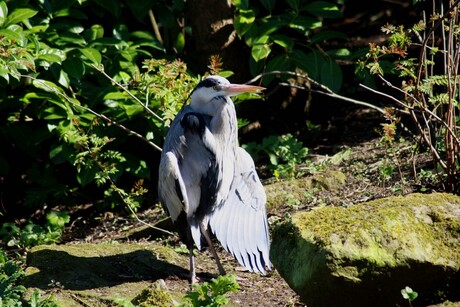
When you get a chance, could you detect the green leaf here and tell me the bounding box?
[37,53,63,63]
[234,9,255,36]
[233,0,249,9]
[260,0,276,13]
[32,79,66,96]
[319,59,342,92]
[327,48,351,58]
[401,286,418,301]
[93,0,121,17]
[85,24,104,41]
[258,17,287,36]
[0,67,9,82]
[292,49,322,80]
[0,1,8,26]
[77,165,98,186]
[272,34,294,50]
[310,30,347,44]
[289,15,321,32]
[53,8,87,19]
[251,44,271,61]
[302,1,342,18]
[174,32,185,53]
[46,211,70,228]
[4,8,38,27]
[123,104,144,117]
[79,47,102,64]
[264,54,293,84]
[0,28,23,42]
[286,0,300,10]
[63,57,85,79]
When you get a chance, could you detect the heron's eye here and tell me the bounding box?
[213,85,221,91]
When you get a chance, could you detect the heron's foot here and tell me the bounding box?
[191,274,200,285]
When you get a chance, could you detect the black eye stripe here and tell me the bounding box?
[198,78,220,89]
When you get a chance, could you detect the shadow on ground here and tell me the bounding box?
[23,244,188,290]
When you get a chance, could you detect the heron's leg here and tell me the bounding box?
[200,222,226,276]
[189,248,199,284]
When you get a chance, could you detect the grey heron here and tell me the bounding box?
[158,75,271,283]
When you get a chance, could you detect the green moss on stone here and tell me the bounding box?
[265,170,347,211]
[291,193,460,267]
[271,192,460,306]
[131,280,175,307]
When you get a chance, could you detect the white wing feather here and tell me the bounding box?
[209,147,272,274]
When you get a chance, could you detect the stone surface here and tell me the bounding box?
[270,193,460,306]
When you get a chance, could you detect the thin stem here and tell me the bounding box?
[91,64,164,122]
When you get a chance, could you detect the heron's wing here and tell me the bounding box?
[158,107,191,222]
[209,147,272,274]
[158,106,220,249]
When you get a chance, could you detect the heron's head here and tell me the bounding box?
[190,75,264,115]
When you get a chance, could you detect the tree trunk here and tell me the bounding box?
[187,0,250,82]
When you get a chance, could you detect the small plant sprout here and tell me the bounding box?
[182,274,240,307]
[401,286,418,306]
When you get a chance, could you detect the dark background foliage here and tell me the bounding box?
[0,0,425,224]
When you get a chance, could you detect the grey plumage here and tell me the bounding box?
[158,75,271,283]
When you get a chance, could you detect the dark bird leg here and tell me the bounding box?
[200,221,226,276]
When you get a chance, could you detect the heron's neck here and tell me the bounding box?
[210,101,238,147]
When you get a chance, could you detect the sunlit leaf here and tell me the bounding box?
[272,34,294,50]
[234,9,255,36]
[79,47,102,64]
[4,8,38,27]
[251,44,271,61]
[289,15,321,32]
[302,1,342,18]
[32,79,66,95]
[0,1,8,26]
[327,48,351,58]
[0,28,23,42]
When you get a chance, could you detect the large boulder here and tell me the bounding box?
[270,193,460,306]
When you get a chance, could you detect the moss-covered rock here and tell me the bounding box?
[131,279,175,306]
[270,193,460,306]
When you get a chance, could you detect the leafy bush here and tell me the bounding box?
[0,250,26,306]
[0,0,200,214]
[358,0,460,192]
[28,289,58,307]
[0,211,69,248]
[233,0,350,91]
[244,133,310,179]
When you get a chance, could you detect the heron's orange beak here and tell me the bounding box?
[225,84,265,96]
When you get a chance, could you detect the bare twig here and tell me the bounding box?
[148,10,164,46]
[120,189,175,237]
[247,70,390,116]
[375,75,460,147]
[91,64,164,122]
